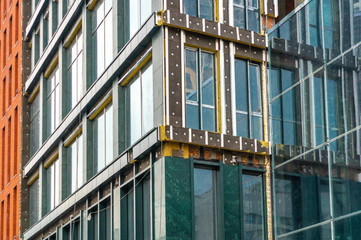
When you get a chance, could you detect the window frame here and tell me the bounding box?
[232,58,263,140]
[29,85,41,156]
[184,47,217,132]
[183,0,216,21]
[90,0,113,80]
[240,167,267,240]
[232,0,260,32]
[192,161,221,240]
[28,171,40,226]
[125,60,154,146]
[44,155,61,213]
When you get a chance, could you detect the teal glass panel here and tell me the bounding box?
[235,59,248,112]
[334,214,361,240]
[278,224,331,240]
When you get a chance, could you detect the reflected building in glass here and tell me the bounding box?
[269,0,361,238]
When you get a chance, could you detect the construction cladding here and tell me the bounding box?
[0,0,22,240]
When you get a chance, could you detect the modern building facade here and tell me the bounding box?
[0,0,23,239]
[20,0,279,239]
[269,0,361,239]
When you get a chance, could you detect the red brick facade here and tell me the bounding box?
[0,0,22,239]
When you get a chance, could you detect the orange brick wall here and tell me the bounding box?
[0,0,22,239]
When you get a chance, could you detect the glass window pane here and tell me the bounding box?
[96,23,105,77]
[140,0,152,24]
[194,168,216,240]
[243,173,265,240]
[29,179,39,226]
[141,64,154,134]
[105,106,113,165]
[199,0,213,20]
[130,77,141,144]
[247,10,260,32]
[97,113,105,171]
[186,49,198,102]
[201,52,215,106]
[104,13,113,67]
[184,0,197,18]
[250,64,261,113]
[235,59,248,112]
[202,106,215,132]
[237,112,249,138]
[234,6,246,28]
[251,115,262,140]
[129,0,140,38]
[186,103,200,129]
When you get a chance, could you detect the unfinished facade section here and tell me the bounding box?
[21,0,277,239]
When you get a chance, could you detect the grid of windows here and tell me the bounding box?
[185,48,216,132]
[234,59,262,140]
[91,0,113,80]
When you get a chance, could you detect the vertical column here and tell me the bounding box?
[224,41,232,134]
[166,28,183,126]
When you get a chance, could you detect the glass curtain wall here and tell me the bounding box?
[269,0,361,239]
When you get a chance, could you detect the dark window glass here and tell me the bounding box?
[234,59,262,140]
[29,178,40,226]
[121,186,134,240]
[194,168,217,240]
[88,207,99,240]
[100,199,111,239]
[233,0,260,32]
[136,173,151,240]
[30,93,40,156]
[242,172,265,240]
[184,0,213,21]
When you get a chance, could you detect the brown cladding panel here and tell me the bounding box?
[190,129,206,145]
[167,10,188,28]
[221,24,238,40]
[167,28,183,126]
[185,32,217,50]
[223,135,241,150]
[167,0,181,11]
[242,138,256,152]
[223,42,233,134]
[207,132,222,147]
[204,19,219,36]
[223,0,229,25]
[172,126,190,142]
[188,15,204,32]
[238,28,253,45]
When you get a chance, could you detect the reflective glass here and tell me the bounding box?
[29,179,39,226]
[97,113,105,171]
[243,173,265,240]
[199,0,213,20]
[194,168,216,240]
[184,0,198,19]
[105,106,113,165]
[130,76,141,144]
[141,64,154,134]
[334,214,361,239]
[186,49,198,102]
[129,0,139,38]
[140,0,152,24]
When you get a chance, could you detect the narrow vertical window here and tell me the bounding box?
[66,29,83,109]
[45,66,60,137]
[136,172,151,240]
[184,0,214,21]
[43,10,49,49]
[234,59,262,140]
[121,185,134,240]
[33,28,40,67]
[185,49,216,132]
[126,62,153,145]
[242,172,266,240]
[100,199,111,239]
[128,0,152,38]
[91,0,113,80]
[194,167,218,240]
[45,158,60,213]
[29,177,40,226]
[91,102,113,174]
[64,132,83,195]
[29,91,40,156]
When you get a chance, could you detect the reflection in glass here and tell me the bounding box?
[185,49,215,131]
[184,0,213,21]
[194,168,217,240]
[243,173,265,240]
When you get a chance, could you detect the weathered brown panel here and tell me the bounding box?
[185,32,217,50]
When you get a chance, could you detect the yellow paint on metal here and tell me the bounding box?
[87,0,99,11]
[26,171,39,186]
[28,83,40,103]
[88,95,113,120]
[63,19,82,48]
[63,127,83,147]
[44,151,59,169]
[44,55,59,78]
[120,53,152,86]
